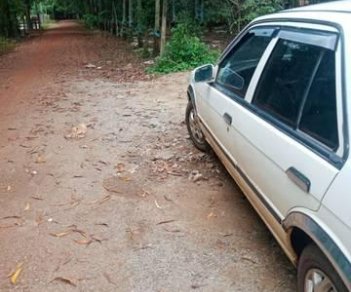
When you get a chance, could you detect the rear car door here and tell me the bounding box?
[230,25,344,219]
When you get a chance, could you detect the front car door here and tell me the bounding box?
[195,27,277,165]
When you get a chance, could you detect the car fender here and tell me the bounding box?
[187,84,197,110]
[283,208,351,289]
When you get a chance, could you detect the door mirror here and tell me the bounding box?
[194,64,214,82]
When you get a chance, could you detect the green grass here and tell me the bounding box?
[0,37,16,56]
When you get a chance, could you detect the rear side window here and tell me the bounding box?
[252,30,339,150]
[216,28,275,99]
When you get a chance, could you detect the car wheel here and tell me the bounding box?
[297,244,347,292]
[185,101,210,152]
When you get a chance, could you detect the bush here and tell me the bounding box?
[83,14,99,29]
[148,23,219,74]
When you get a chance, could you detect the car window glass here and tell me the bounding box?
[299,50,338,150]
[216,28,275,99]
[253,39,324,128]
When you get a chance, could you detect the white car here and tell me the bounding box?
[185,2,351,291]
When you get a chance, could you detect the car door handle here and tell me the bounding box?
[223,113,232,126]
[286,167,311,193]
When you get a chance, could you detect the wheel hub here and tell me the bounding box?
[305,268,336,292]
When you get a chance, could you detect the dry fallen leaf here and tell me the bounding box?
[119,176,131,181]
[98,195,111,205]
[36,213,44,225]
[51,276,77,287]
[35,154,46,164]
[31,194,43,201]
[91,235,105,243]
[65,123,87,140]
[74,238,93,245]
[207,212,217,219]
[154,199,162,209]
[24,203,30,211]
[115,163,125,173]
[50,230,72,238]
[71,228,88,238]
[156,220,176,225]
[138,190,150,198]
[95,223,109,227]
[9,263,23,285]
[1,216,21,220]
[103,272,117,286]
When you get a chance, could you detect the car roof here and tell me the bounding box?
[255,1,351,28]
[288,1,351,13]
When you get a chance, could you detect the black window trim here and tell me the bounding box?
[212,19,348,170]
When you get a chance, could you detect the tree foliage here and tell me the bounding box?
[0,0,335,70]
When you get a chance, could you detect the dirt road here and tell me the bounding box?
[0,21,295,291]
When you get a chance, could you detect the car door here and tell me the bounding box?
[195,26,277,165]
[229,26,343,219]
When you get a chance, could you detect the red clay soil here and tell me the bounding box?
[0,21,295,291]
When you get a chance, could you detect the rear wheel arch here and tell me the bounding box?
[284,211,351,290]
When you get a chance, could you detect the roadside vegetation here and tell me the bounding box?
[147,22,219,74]
[0,0,334,72]
[0,37,15,55]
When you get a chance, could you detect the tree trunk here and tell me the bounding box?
[200,0,204,24]
[112,0,119,36]
[128,0,133,39]
[160,0,167,56]
[153,0,160,55]
[25,0,32,31]
[128,0,133,27]
[194,0,199,20]
[171,0,176,24]
[1,0,18,38]
[35,1,41,30]
[121,0,127,38]
[136,0,143,48]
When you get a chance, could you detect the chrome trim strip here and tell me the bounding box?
[283,212,351,290]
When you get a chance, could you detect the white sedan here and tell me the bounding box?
[185,2,351,291]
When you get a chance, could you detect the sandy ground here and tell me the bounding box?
[0,21,296,291]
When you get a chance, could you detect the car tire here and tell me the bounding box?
[297,243,348,292]
[185,101,210,152]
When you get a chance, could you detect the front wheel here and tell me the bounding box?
[297,244,347,292]
[185,102,210,152]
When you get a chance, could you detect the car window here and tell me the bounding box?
[252,32,339,150]
[215,28,275,99]
[253,39,323,127]
[299,50,338,150]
